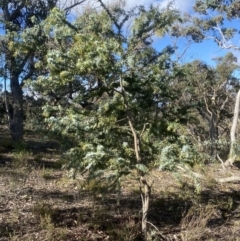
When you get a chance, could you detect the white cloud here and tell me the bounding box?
[124,0,155,9]
[123,0,195,12]
[102,0,194,12]
[158,0,194,12]
[59,0,195,13]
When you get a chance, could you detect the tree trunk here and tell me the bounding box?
[4,66,11,130]
[140,175,150,241]
[129,122,150,240]
[120,75,151,240]
[225,89,240,166]
[9,74,24,142]
[210,112,218,159]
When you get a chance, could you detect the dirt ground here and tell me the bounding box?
[1,135,240,241]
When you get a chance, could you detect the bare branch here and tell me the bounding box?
[63,0,88,12]
[146,221,166,240]
[172,37,192,63]
[205,25,240,50]
[140,123,148,138]
[217,154,226,170]
[119,75,141,163]
[220,95,229,111]
[203,96,212,117]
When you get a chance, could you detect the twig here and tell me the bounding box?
[217,154,226,170]
[63,0,88,12]
[146,221,167,240]
[140,123,148,138]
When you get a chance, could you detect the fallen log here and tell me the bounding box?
[216,176,240,183]
[176,165,240,184]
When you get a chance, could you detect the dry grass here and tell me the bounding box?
[1,133,240,240]
[180,204,219,241]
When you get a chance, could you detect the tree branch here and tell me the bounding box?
[205,25,240,50]
[119,75,141,163]
[97,0,121,31]
[63,0,88,12]
[140,123,148,138]
[217,154,226,170]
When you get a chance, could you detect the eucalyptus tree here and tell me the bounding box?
[33,4,181,239]
[0,0,87,141]
[0,0,55,140]
[179,53,239,160]
[193,0,240,50]
[191,0,240,166]
[171,0,240,166]
[171,0,240,50]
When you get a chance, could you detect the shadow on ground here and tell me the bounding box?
[1,180,240,240]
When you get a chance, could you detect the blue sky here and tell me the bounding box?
[155,0,239,66]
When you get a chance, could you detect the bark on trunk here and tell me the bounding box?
[10,74,24,142]
[140,175,150,241]
[210,112,218,159]
[225,89,240,166]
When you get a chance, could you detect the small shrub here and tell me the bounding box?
[56,227,68,240]
[12,150,32,168]
[32,201,55,218]
[109,218,141,241]
[40,167,54,180]
[54,158,68,168]
[32,202,57,239]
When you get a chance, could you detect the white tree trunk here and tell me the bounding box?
[225,89,240,166]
